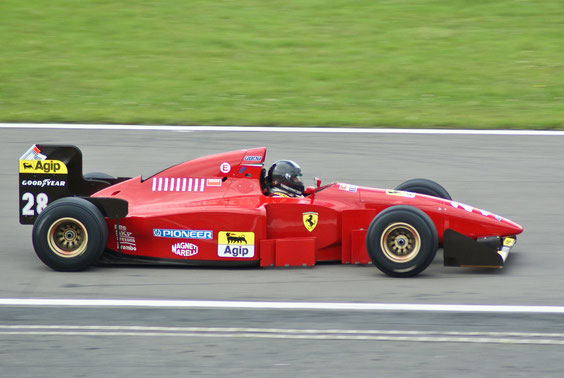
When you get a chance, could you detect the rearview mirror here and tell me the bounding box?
[314,177,322,188]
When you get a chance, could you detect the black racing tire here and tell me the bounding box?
[366,205,438,277]
[84,172,116,184]
[84,172,115,180]
[395,178,452,200]
[32,197,108,271]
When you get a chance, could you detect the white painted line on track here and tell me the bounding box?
[1,325,564,345]
[2,298,564,313]
[3,325,564,337]
[1,123,564,136]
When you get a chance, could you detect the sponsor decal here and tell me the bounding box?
[217,231,255,258]
[386,190,416,198]
[19,160,68,174]
[151,177,220,192]
[153,228,213,239]
[206,178,222,187]
[451,201,474,213]
[481,209,503,222]
[21,179,66,188]
[220,162,231,174]
[171,242,199,257]
[19,145,46,161]
[115,225,137,251]
[450,201,504,221]
[503,237,516,247]
[338,183,358,192]
[244,155,262,162]
[302,212,318,232]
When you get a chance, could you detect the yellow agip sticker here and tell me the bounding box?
[217,231,255,258]
[503,237,516,247]
[19,160,68,174]
[218,231,254,245]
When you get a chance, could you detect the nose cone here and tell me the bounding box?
[446,201,524,238]
[471,214,524,238]
[501,218,524,236]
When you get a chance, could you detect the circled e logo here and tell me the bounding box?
[220,162,231,174]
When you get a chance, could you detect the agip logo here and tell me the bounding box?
[19,160,68,174]
[217,231,255,258]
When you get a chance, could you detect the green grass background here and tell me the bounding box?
[1,0,563,128]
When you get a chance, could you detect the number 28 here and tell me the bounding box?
[22,192,49,216]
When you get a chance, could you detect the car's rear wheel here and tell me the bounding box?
[395,178,451,200]
[84,172,116,185]
[32,197,108,271]
[366,205,438,277]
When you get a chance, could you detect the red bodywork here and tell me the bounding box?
[92,148,523,267]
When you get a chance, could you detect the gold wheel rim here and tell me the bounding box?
[47,217,88,258]
[380,222,421,263]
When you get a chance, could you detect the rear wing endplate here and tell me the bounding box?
[18,144,123,224]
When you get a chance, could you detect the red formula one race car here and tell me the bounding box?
[19,145,523,277]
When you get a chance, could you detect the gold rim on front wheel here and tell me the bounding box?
[380,222,421,263]
[47,217,89,258]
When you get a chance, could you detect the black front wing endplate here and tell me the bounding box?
[443,229,516,268]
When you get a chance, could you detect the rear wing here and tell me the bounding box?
[19,144,127,224]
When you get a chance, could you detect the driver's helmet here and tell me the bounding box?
[267,160,304,197]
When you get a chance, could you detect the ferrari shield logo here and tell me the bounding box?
[302,212,318,232]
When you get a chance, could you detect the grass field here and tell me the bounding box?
[1,0,563,128]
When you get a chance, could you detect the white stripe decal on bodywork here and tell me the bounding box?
[150,177,211,192]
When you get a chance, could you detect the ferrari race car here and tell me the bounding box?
[18,145,523,277]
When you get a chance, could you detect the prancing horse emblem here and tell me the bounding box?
[302,212,318,232]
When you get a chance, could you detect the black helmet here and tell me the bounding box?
[267,160,304,196]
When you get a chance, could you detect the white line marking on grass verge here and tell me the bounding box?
[1,123,564,136]
[2,298,564,313]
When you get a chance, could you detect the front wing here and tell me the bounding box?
[443,229,517,268]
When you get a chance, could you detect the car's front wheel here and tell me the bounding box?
[395,178,451,200]
[366,205,438,277]
[32,197,108,271]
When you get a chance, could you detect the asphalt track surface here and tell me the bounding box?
[1,126,564,376]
